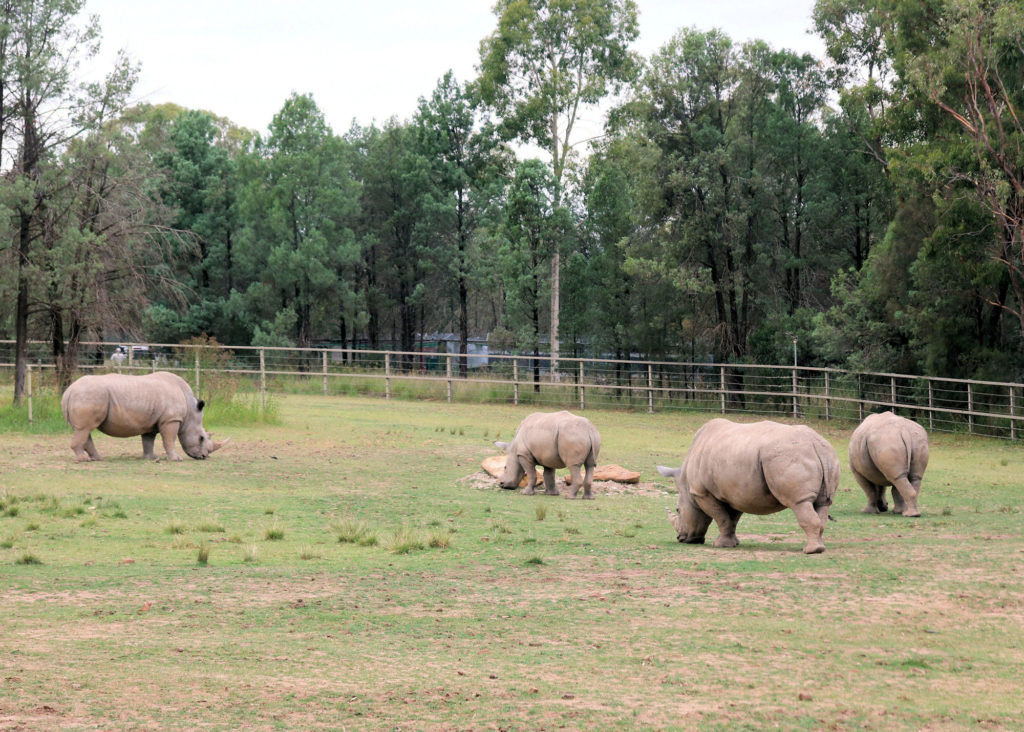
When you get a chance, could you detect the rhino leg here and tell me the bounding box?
[694,494,741,548]
[581,463,595,500]
[566,465,582,498]
[70,429,101,462]
[890,475,921,517]
[853,472,888,513]
[520,457,538,495]
[141,432,158,460]
[158,422,184,462]
[792,500,827,554]
[542,467,558,496]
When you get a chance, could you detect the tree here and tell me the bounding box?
[413,71,510,375]
[499,159,570,389]
[477,0,640,375]
[147,108,247,344]
[812,0,1024,378]
[1,0,147,399]
[898,0,1024,345]
[233,93,360,352]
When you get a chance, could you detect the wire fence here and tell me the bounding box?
[3,340,1023,440]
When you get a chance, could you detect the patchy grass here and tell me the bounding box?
[0,393,1022,730]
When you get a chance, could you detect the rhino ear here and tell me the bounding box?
[494,441,511,450]
[656,465,681,478]
[196,399,205,411]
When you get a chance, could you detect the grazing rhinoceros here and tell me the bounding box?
[494,411,601,499]
[849,411,929,517]
[657,419,839,554]
[61,371,229,462]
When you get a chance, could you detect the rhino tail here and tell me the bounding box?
[812,439,840,503]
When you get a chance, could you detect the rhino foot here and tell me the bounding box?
[802,542,826,554]
[713,536,739,548]
[521,487,536,495]
[902,508,921,518]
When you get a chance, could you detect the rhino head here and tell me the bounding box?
[494,441,523,489]
[657,465,712,544]
[179,399,231,460]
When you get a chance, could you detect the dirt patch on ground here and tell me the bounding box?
[459,470,670,498]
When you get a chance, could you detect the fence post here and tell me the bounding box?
[385,352,391,400]
[322,350,328,396]
[824,371,831,421]
[857,374,863,422]
[513,358,519,406]
[928,381,934,431]
[647,364,654,414]
[792,366,799,419]
[259,349,266,414]
[1010,386,1017,441]
[127,345,134,373]
[890,376,896,409]
[720,367,726,414]
[194,349,200,391]
[579,360,585,411]
[967,382,974,435]
[27,363,33,426]
[446,354,453,404]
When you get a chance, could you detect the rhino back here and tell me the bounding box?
[851,412,927,483]
[686,420,833,514]
[513,411,598,467]
[62,373,190,438]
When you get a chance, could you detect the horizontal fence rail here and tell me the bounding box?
[2,340,1023,440]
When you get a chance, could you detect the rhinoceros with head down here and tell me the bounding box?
[494,411,601,499]
[657,418,839,554]
[849,410,929,517]
[61,371,229,462]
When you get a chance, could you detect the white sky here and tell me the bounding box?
[83,0,824,140]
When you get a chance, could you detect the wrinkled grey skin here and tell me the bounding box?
[849,411,929,517]
[61,372,229,462]
[494,411,601,499]
[657,419,839,554]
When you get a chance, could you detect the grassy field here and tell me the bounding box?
[1,392,1022,730]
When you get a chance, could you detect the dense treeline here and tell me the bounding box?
[3,0,1023,399]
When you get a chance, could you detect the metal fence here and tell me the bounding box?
[3,340,1023,440]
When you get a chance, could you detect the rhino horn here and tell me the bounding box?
[210,436,232,453]
[664,507,676,522]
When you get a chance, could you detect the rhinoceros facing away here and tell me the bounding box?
[849,411,928,517]
[657,419,839,554]
[495,411,601,499]
[61,372,229,462]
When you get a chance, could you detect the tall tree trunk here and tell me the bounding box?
[13,211,32,404]
[458,275,469,378]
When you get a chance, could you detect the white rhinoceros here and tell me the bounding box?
[849,411,929,517]
[61,371,229,462]
[657,418,839,554]
[495,411,601,499]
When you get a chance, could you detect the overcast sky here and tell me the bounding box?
[82,0,824,140]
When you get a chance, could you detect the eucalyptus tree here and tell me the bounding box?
[0,0,139,401]
[611,28,757,362]
[37,102,187,389]
[499,159,570,389]
[812,0,1023,378]
[477,0,640,375]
